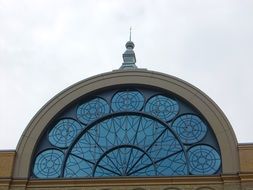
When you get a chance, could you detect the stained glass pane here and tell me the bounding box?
[148,130,182,160]
[33,149,64,178]
[145,95,179,121]
[77,98,110,124]
[49,119,83,148]
[64,154,93,178]
[94,147,155,176]
[156,151,187,176]
[111,91,144,112]
[188,145,221,175]
[172,114,207,144]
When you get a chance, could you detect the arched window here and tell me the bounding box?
[31,87,221,178]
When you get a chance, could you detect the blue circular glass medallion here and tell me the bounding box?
[49,119,83,148]
[172,114,207,144]
[188,145,221,175]
[144,95,179,121]
[33,149,64,178]
[111,91,144,112]
[77,98,110,124]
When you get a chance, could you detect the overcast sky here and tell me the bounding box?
[0,0,253,149]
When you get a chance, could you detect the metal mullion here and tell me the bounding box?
[126,128,167,174]
[128,149,183,175]
[125,115,142,175]
[87,128,124,175]
[70,153,96,165]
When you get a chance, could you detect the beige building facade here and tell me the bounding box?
[1,41,253,190]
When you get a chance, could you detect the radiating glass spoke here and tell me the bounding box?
[126,128,167,174]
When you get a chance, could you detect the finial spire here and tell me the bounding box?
[129,27,132,41]
[119,28,137,70]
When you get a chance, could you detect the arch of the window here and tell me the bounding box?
[30,89,222,178]
[14,69,239,178]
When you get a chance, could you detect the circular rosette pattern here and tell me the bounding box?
[49,119,83,148]
[33,149,64,178]
[77,98,110,124]
[111,90,144,112]
[188,145,221,175]
[172,114,207,144]
[145,95,179,122]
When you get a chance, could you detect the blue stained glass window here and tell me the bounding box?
[155,151,187,176]
[33,149,64,178]
[31,88,221,178]
[188,145,221,175]
[145,95,179,121]
[49,119,83,148]
[111,90,144,112]
[77,97,110,124]
[172,114,207,144]
[64,154,93,177]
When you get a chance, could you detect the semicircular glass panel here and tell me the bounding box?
[145,95,179,122]
[31,87,221,178]
[64,113,185,177]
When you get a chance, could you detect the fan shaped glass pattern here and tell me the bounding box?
[31,87,221,179]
